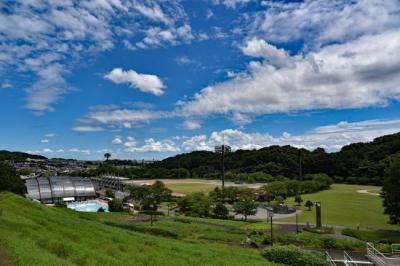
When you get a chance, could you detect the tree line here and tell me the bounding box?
[84,132,400,186]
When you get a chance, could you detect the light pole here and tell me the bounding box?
[268,211,274,246]
[214,143,231,190]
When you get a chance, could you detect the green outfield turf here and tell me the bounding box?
[278,184,400,230]
[166,182,217,194]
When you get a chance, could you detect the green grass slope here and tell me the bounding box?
[279,184,400,230]
[0,193,275,266]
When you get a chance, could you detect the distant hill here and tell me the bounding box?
[0,150,47,161]
[149,132,400,185]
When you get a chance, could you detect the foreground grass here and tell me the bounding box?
[0,193,277,266]
[279,184,400,230]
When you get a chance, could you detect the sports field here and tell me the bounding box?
[278,184,399,230]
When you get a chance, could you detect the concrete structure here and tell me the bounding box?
[25,176,96,204]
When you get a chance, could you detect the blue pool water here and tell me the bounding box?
[67,201,109,212]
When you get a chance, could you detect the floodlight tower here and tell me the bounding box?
[214,135,231,190]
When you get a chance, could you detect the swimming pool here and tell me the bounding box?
[67,201,109,212]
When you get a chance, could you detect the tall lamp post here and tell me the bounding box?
[214,142,231,190]
[267,211,274,246]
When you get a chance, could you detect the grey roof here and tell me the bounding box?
[25,176,95,202]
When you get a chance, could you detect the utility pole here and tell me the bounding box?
[298,150,303,181]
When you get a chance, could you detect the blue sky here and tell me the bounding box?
[1,0,400,160]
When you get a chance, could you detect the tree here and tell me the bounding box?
[0,163,26,195]
[104,152,111,161]
[178,192,211,217]
[294,195,303,206]
[382,159,400,224]
[233,195,258,221]
[213,202,229,219]
[129,181,171,211]
[275,196,285,205]
[305,200,314,211]
[108,199,123,212]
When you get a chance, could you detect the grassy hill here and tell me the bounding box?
[0,193,275,266]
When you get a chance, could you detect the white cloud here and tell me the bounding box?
[175,56,193,65]
[27,148,64,154]
[253,0,400,47]
[179,30,400,120]
[0,1,190,112]
[135,24,194,49]
[105,68,165,96]
[69,148,91,155]
[112,137,123,145]
[1,80,12,89]
[72,126,105,132]
[206,9,214,19]
[182,120,201,130]
[45,133,55,138]
[241,38,293,67]
[213,0,252,9]
[181,119,400,152]
[41,139,49,143]
[132,1,171,25]
[124,138,179,153]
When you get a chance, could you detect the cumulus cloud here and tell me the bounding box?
[41,139,49,143]
[105,68,165,96]
[182,120,201,130]
[123,137,179,153]
[112,137,123,145]
[181,119,400,152]
[179,30,400,120]
[241,38,293,67]
[134,24,194,49]
[0,0,190,112]
[252,0,400,47]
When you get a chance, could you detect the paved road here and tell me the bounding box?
[234,207,301,220]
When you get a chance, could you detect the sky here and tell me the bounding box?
[1,0,400,160]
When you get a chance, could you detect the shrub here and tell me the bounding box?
[108,199,123,212]
[262,245,328,266]
[213,202,229,219]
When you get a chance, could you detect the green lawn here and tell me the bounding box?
[166,182,217,194]
[278,184,400,230]
[0,193,276,266]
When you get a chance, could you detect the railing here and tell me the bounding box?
[344,251,357,266]
[367,242,400,266]
[392,244,400,254]
[326,251,337,266]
